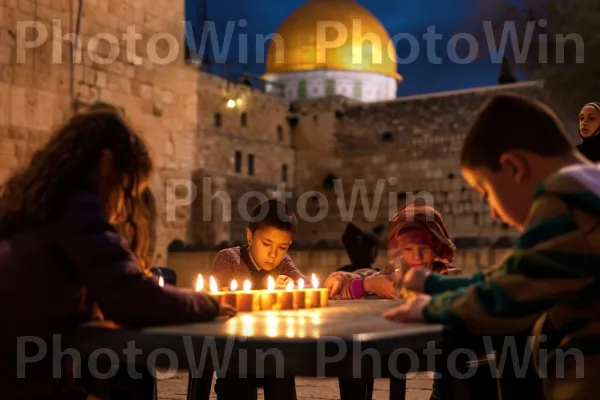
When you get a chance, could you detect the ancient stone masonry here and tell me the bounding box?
[1,1,579,262]
[288,81,577,244]
[1,0,199,263]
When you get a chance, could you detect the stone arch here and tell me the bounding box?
[380,131,393,142]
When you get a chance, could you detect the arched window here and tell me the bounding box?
[381,132,393,142]
[241,112,247,127]
[277,125,283,142]
[214,113,222,127]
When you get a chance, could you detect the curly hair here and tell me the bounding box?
[0,109,153,269]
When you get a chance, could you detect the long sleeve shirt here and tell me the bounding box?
[0,191,220,397]
[209,245,309,289]
[422,165,600,361]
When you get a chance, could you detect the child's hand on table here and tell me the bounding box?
[364,275,397,299]
[325,274,344,297]
[219,304,237,319]
[403,267,431,293]
[382,295,431,322]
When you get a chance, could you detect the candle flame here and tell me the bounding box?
[285,281,294,291]
[158,276,164,287]
[230,280,238,291]
[311,273,318,288]
[267,276,274,291]
[243,280,251,291]
[195,274,203,292]
[209,276,218,293]
[298,278,304,289]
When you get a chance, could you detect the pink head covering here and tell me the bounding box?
[387,204,456,264]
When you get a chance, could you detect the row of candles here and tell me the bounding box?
[188,273,329,312]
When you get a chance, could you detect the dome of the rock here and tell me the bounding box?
[262,0,401,102]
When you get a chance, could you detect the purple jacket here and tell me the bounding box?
[0,191,220,397]
[209,246,308,289]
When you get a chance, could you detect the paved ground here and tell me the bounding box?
[157,371,433,399]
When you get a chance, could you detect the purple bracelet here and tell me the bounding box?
[349,278,366,299]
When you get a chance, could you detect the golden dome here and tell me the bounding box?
[265,0,401,80]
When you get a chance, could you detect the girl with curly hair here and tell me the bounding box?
[0,110,234,399]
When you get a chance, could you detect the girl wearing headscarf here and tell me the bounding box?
[577,102,600,162]
[325,204,461,300]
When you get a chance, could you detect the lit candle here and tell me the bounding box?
[306,274,321,308]
[277,281,294,310]
[195,274,203,292]
[293,278,306,310]
[236,280,254,312]
[158,276,164,287]
[222,280,237,307]
[260,276,278,310]
[209,276,223,303]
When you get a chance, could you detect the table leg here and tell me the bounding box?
[338,378,374,400]
[389,377,406,400]
[187,368,214,400]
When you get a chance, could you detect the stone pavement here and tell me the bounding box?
[157,371,433,399]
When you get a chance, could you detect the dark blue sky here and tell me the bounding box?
[185,0,522,96]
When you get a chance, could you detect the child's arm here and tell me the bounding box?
[55,193,221,327]
[423,272,486,295]
[422,193,599,335]
[277,255,309,282]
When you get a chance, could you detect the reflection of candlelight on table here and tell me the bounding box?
[226,318,237,335]
[261,276,278,310]
[195,274,203,292]
[222,280,237,307]
[266,312,278,337]
[236,280,254,312]
[241,314,254,336]
[293,278,306,310]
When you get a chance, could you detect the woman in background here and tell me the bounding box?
[577,102,600,162]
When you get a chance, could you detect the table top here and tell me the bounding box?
[70,299,442,349]
[67,300,443,377]
[147,299,441,341]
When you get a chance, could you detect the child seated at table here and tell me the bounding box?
[210,199,308,289]
[325,204,461,300]
[336,222,382,273]
[384,93,600,399]
[0,110,235,399]
[210,199,307,400]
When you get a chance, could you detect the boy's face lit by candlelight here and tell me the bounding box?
[246,227,292,271]
[462,156,535,232]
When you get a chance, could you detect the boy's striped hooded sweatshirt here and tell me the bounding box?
[423,163,600,362]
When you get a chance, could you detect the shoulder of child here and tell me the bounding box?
[210,247,242,270]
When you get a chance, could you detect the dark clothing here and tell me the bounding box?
[0,191,220,398]
[578,137,600,162]
[337,223,381,272]
[209,245,308,289]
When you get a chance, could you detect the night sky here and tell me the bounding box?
[186,0,521,96]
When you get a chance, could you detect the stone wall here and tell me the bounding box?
[289,81,578,244]
[167,247,510,289]
[196,72,295,186]
[1,0,201,263]
[189,168,284,246]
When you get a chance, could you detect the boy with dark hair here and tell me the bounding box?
[210,198,308,289]
[210,198,305,400]
[384,93,600,399]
